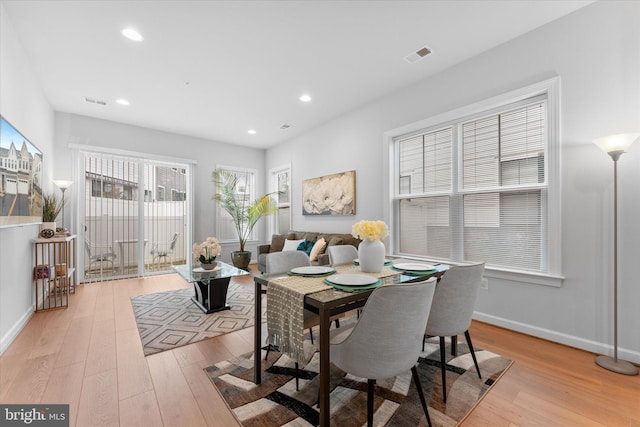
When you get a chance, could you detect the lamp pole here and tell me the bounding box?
[593,134,639,376]
[53,180,73,235]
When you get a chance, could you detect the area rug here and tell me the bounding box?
[131,284,265,356]
[205,334,512,427]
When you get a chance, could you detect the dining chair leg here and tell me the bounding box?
[309,328,314,345]
[411,365,433,427]
[439,335,447,403]
[464,330,482,379]
[451,335,457,356]
[295,362,300,391]
[367,379,375,427]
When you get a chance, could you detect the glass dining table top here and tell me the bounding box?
[172,262,249,283]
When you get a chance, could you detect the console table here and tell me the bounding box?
[32,234,77,311]
[172,262,249,313]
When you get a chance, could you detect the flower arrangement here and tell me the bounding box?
[192,237,222,264]
[352,220,388,241]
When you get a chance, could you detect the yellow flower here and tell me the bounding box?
[352,220,388,241]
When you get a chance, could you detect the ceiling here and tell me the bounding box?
[3,0,592,149]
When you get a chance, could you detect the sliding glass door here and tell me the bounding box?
[80,151,190,282]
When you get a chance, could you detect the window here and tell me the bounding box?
[171,188,186,201]
[216,167,257,241]
[392,81,559,277]
[270,166,291,235]
[157,186,165,201]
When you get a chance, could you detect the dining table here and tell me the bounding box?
[253,259,448,427]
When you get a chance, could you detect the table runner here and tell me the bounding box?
[266,264,399,363]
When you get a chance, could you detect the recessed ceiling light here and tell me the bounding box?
[121,28,144,42]
[248,129,257,135]
[116,99,130,106]
[299,94,312,103]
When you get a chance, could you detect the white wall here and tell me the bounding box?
[53,113,267,264]
[0,3,56,353]
[266,1,640,362]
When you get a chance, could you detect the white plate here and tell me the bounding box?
[393,262,436,271]
[326,274,379,286]
[290,266,335,275]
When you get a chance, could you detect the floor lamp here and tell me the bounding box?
[593,133,639,376]
[53,180,73,235]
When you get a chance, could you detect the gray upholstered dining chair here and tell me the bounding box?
[265,250,312,274]
[264,250,342,390]
[330,278,437,427]
[327,244,359,266]
[424,262,485,403]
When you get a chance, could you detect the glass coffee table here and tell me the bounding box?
[173,262,249,313]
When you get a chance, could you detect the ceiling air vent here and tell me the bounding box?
[404,46,432,64]
[84,97,107,106]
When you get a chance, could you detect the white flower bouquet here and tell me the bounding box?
[192,237,222,264]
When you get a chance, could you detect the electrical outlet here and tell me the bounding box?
[480,278,489,290]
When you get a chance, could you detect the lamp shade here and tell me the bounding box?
[53,180,73,189]
[593,133,640,154]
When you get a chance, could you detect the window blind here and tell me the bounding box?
[395,98,548,273]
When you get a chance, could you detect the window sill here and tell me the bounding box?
[390,254,564,287]
[483,267,564,287]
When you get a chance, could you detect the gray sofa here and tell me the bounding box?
[257,230,361,273]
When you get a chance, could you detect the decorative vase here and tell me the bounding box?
[40,222,56,239]
[200,261,217,270]
[231,251,251,271]
[358,238,385,273]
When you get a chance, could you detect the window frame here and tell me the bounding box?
[269,163,292,237]
[384,78,563,287]
[215,165,259,243]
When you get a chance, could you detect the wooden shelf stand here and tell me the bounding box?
[33,234,77,311]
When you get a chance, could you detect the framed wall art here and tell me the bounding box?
[0,115,44,227]
[302,170,356,215]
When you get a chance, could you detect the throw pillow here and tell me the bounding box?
[282,238,305,251]
[309,237,327,262]
[270,234,286,252]
[297,240,315,256]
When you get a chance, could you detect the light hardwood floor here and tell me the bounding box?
[1,269,639,426]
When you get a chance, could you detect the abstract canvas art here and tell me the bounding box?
[302,170,355,215]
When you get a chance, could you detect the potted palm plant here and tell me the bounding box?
[40,193,62,238]
[213,169,277,269]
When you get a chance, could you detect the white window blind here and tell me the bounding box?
[395,97,549,273]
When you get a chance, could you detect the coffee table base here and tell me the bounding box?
[190,297,231,314]
[192,277,231,314]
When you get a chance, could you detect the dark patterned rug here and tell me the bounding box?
[131,284,265,356]
[205,334,512,427]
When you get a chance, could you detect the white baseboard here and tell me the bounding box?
[473,311,640,364]
[0,305,35,355]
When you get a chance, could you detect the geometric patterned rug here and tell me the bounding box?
[205,332,513,427]
[131,283,265,356]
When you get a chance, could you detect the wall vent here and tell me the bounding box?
[404,46,432,64]
[85,97,107,106]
